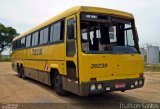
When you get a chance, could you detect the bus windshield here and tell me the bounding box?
[80,13,138,54]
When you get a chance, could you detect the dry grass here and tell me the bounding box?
[145,64,160,72]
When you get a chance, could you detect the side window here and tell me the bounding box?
[67,19,75,39]
[43,27,49,44]
[54,22,61,42]
[17,39,21,49]
[32,31,39,46]
[50,20,65,43]
[12,41,15,50]
[40,27,49,44]
[21,37,25,48]
[50,25,54,42]
[13,41,16,50]
[60,20,65,40]
[32,34,34,46]
[66,18,76,57]
[40,30,44,44]
[15,41,17,49]
[26,35,31,47]
[50,22,61,42]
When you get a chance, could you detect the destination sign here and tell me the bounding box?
[81,13,110,21]
[86,14,98,19]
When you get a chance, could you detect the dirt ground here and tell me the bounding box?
[0,62,160,109]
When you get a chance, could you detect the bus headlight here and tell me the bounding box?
[135,80,138,86]
[139,80,143,85]
[97,84,102,90]
[90,84,96,91]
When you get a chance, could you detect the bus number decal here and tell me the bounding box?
[91,63,108,69]
[32,48,43,55]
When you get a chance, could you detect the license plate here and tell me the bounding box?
[115,83,126,88]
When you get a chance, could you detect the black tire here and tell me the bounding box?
[17,66,22,78]
[21,66,26,79]
[54,72,68,96]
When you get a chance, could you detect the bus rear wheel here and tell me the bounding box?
[54,72,68,96]
[17,66,22,78]
[20,66,26,79]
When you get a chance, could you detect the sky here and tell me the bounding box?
[0,0,160,53]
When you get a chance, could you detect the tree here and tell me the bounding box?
[0,23,19,54]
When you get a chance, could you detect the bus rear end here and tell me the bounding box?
[77,11,144,96]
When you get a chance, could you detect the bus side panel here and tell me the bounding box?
[12,43,66,86]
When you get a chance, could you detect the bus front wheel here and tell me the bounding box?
[54,72,68,96]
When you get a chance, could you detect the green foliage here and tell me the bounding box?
[0,23,19,54]
[0,55,11,62]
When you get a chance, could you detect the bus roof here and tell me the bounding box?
[13,6,134,41]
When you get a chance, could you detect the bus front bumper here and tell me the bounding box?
[79,77,145,96]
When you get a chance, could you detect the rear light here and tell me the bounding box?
[139,73,144,77]
[90,78,97,81]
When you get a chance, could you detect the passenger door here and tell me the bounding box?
[65,15,78,81]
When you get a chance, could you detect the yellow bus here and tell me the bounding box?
[11,6,145,96]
